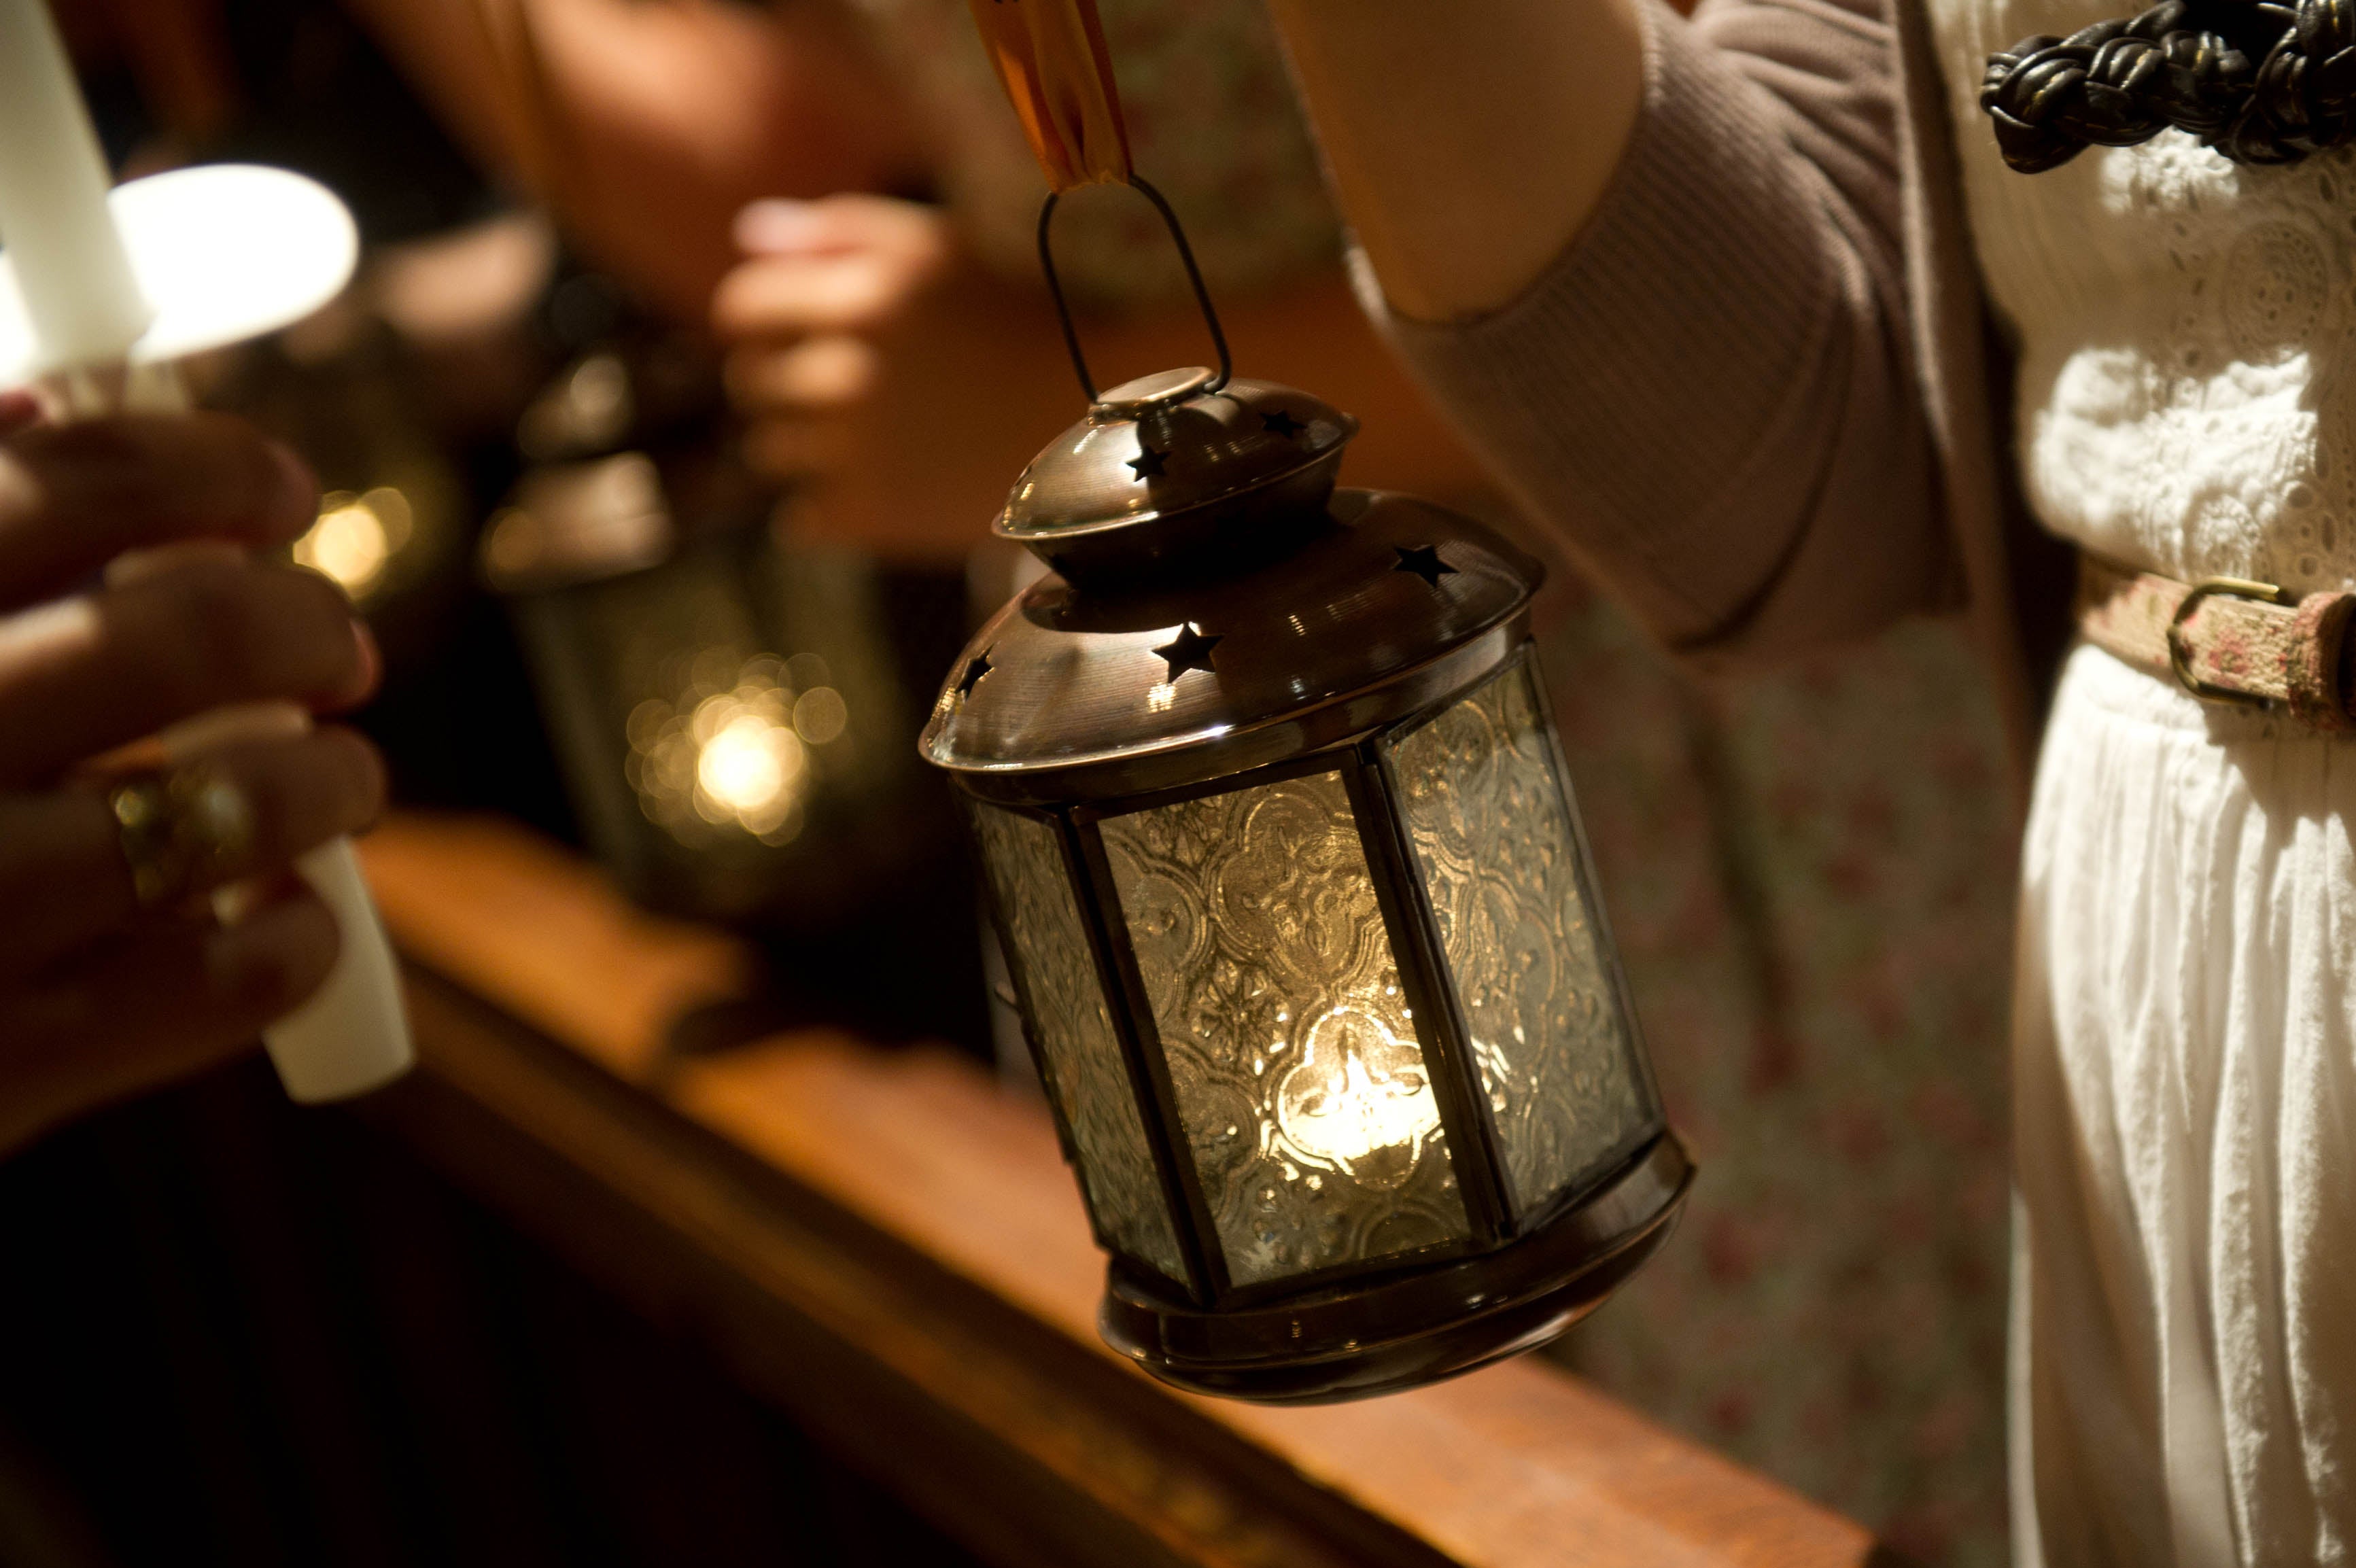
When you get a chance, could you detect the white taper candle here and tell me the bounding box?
[0,0,152,370]
[269,842,412,1100]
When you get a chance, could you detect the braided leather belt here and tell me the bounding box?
[2077,555,2356,730]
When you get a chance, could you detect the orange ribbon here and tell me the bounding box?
[965,0,1132,191]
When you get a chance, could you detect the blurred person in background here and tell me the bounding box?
[156,0,2021,1556]
[347,0,1480,550]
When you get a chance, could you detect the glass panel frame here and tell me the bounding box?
[1088,760,1478,1295]
[1372,644,1665,1230]
[1071,750,1502,1307]
[968,799,1211,1298]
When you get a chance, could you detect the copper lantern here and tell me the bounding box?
[922,207,1692,1399]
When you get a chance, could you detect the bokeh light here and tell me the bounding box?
[295,486,414,603]
[623,652,852,848]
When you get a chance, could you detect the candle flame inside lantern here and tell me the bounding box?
[1275,1005,1443,1177]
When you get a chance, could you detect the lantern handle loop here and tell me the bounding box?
[1036,176,1231,406]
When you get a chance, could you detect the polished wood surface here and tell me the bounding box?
[358,812,1891,1568]
[362,813,754,1083]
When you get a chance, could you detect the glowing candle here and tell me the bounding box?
[0,0,152,370]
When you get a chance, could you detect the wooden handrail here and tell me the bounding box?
[357,812,1890,1568]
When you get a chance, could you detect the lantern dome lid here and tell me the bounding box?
[994,370,1358,584]
[926,483,1545,804]
[930,366,1546,803]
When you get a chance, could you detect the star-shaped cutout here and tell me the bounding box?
[1393,544,1458,589]
[956,650,993,697]
[1151,623,1222,682]
[1260,408,1306,439]
[1126,444,1168,481]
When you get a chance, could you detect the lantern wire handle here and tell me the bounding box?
[1037,176,1232,406]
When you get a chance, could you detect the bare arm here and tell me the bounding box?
[1262,0,1950,663]
[347,0,925,321]
[1263,0,1645,324]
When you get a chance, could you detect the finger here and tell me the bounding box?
[0,727,384,975]
[0,415,316,609]
[0,390,41,439]
[0,886,337,1155]
[734,198,863,258]
[733,193,944,258]
[723,334,878,417]
[100,542,385,718]
[0,554,373,787]
[710,248,935,344]
[741,417,859,487]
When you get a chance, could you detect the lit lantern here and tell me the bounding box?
[922,197,1691,1403]
[485,349,941,926]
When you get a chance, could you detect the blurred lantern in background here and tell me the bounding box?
[213,294,470,641]
[485,326,944,927]
[922,184,1691,1403]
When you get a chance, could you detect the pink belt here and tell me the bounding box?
[2077,554,2356,731]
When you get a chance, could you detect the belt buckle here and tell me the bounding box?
[2168,576,2291,707]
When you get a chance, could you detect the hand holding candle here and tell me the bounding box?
[0,412,392,1145]
[0,0,412,1103]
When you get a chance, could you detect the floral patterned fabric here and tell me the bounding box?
[1534,589,2016,1567]
[846,2,2024,1558]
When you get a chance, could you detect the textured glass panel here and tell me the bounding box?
[1390,657,1658,1218]
[971,805,1188,1283]
[1099,771,1468,1287]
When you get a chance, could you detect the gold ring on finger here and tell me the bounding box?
[107,761,258,909]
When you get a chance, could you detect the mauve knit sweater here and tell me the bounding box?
[1363,0,2075,785]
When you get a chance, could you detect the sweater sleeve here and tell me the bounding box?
[1366,0,1952,663]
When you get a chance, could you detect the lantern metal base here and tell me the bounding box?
[1099,1132,1693,1405]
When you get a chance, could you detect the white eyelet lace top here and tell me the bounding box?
[1929,0,2356,597]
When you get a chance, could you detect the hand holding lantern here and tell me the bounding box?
[931,0,1691,1401]
[715,194,1077,561]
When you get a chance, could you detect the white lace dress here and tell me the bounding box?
[1924,0,2356,1560]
